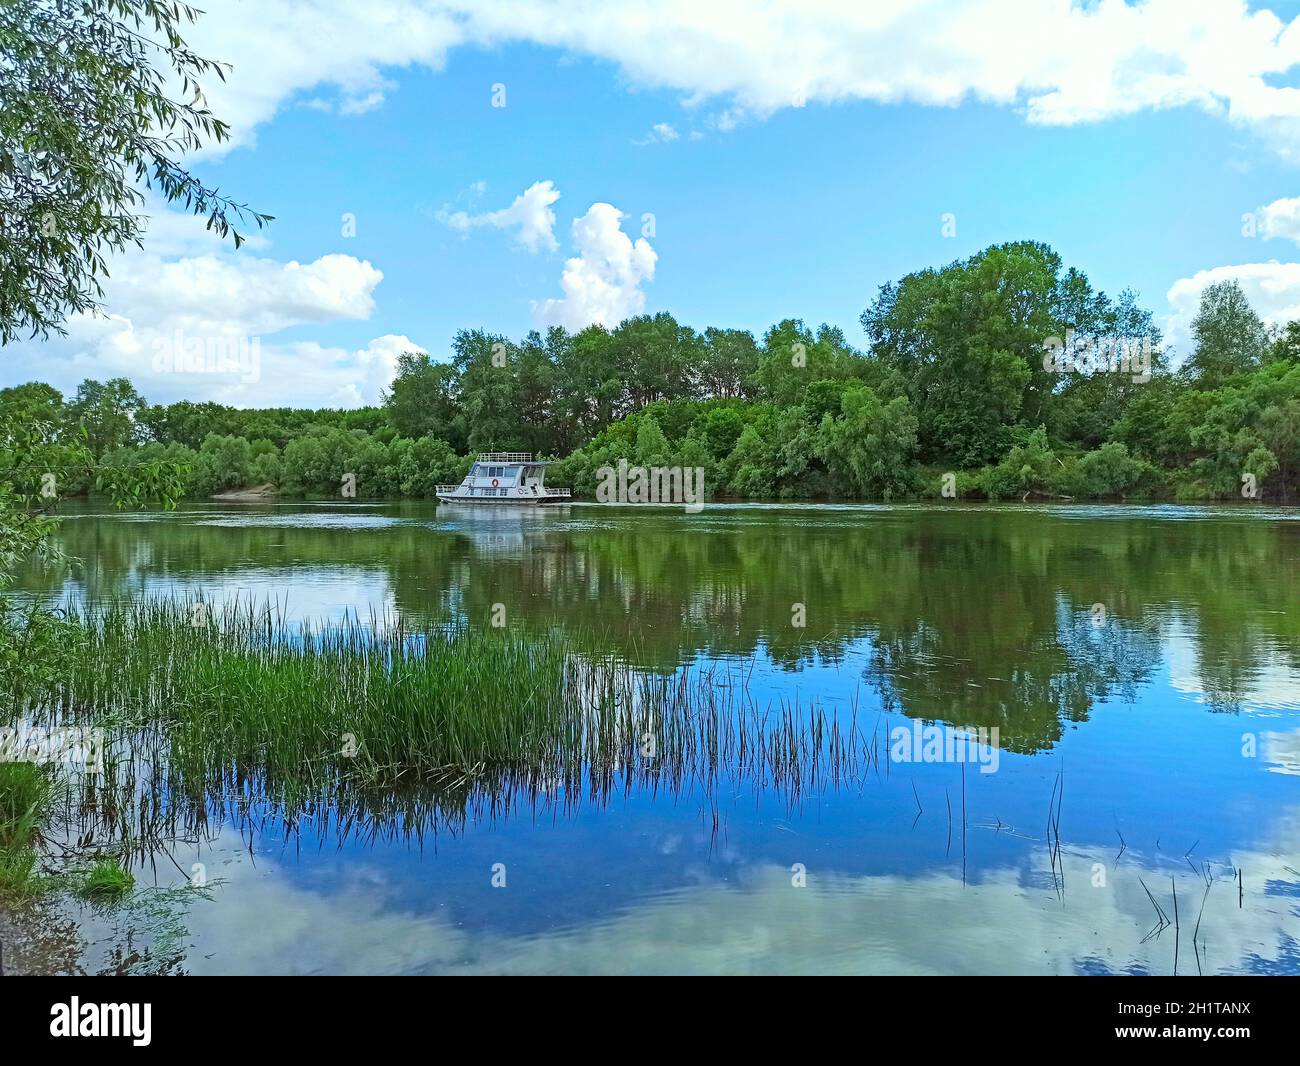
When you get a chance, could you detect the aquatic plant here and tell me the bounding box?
[6,599,882,856]
[0,762,53,896]
[77,858,134,902]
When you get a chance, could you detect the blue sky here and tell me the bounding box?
[10,0,1300,406]
[228,50,1289,346]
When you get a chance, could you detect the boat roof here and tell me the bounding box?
[474,453,555,466]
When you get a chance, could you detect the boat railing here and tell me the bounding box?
[477,452,532,463]
[435,483,570,497]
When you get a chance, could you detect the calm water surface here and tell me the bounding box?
[17,501,1300,975]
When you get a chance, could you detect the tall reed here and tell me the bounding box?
[9,599,879,856]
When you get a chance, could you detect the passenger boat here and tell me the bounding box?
[436,453,572,504]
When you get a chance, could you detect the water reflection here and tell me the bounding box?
[9,501,1299,975]
[50,805,1300,976]
[21,501,1300,754]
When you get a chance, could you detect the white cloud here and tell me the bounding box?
[635,122,681,145]
[3,207,401,407]
[1256,195,1300,242]
[437,180,560,253]
[1166,193,1300,356]
[183,2,468,153]
[337,87,392,116]
[85,810,1300,976]
[535,203,657,329]
[182,1,1300,159]
[327,334,422,407]
[112,252,383,336]
[1165,259,1300,357]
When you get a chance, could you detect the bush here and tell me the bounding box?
[1069,442,1160,498]
[982,426,1058,499]
[398,437,468,497]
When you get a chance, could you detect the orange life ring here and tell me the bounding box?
[492,478,500,488]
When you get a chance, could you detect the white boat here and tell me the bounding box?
[436,453,573,505]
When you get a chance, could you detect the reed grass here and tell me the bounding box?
[0,762,52,896]
[8,598,882,857]
[48,600,584,782]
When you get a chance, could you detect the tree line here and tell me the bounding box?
[5,241,1298,503]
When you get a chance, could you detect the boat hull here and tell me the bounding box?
[435,494,571,505]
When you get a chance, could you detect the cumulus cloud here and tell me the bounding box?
[535,203,657,329]
[437,180,560,253]
[327,334,422,407]
[2,206,403,407]
[181,1,1300,158]
[111,252,382,337]
[1255,195,1300,243]
[1165,193,1300,356]
[1164,260,1300,358]
[135,205,271,258]
[181,1,467,153]
[101,809,1300,975]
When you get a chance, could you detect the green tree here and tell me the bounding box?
[0,0,270,342]
[66,378,145,455]
[397,437,466,497]
[137,399,233,448]
[515,331,559,456]
[1070,442,1157,498]
[1186,280,1265,386]
[453,329,522,453]
[1266,320,1300,365]
[1048,289,1164,449]
[699,327,759,399]
[816,385,919,499]
[862,241,1112,466]
[610,313,701,410]
[726,424,777,498]
[384,351,463,446]
[0,382,65,436]
[751,320,863,407]
[634,414,670,465]
[194,433,253,492]
[691,406,745,460]
[557,325,620,443]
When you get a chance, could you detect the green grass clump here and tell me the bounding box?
[6,599,870,846]
[0,762,53,896]
[38,600,587,782]
[78,858,134,901]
